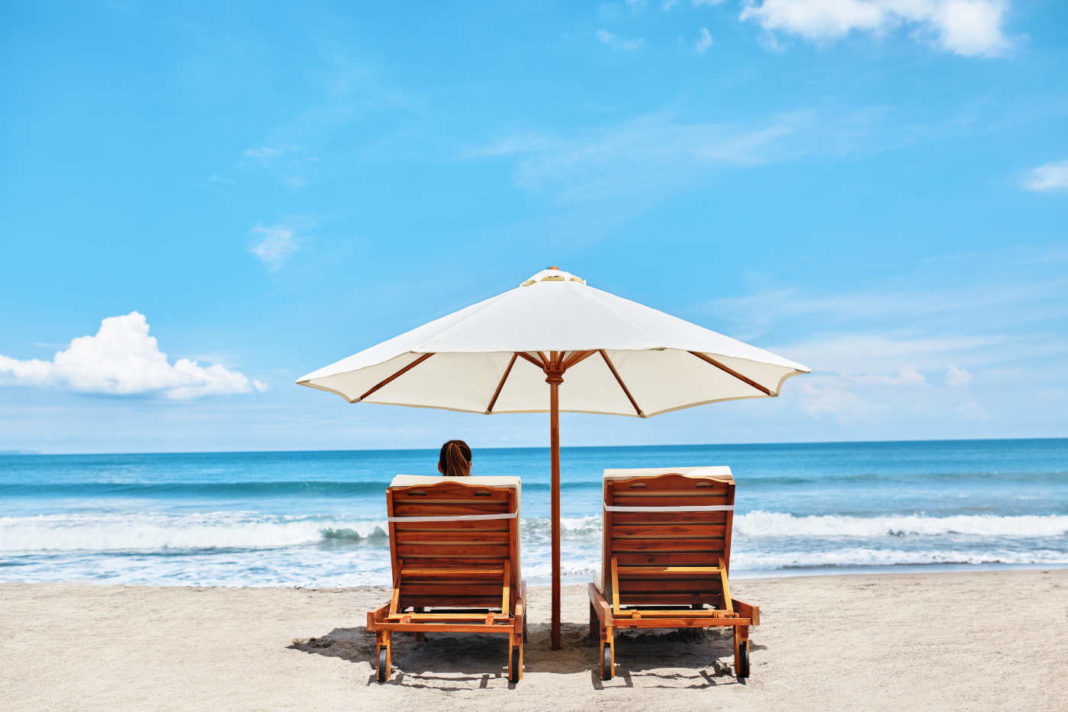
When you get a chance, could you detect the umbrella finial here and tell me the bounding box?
[521,267,587,286]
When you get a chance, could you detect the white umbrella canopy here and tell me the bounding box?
[297,267,809,649]
[297,267,809,416]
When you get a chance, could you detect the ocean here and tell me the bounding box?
[1,439,1066,587]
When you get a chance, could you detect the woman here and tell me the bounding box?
[437,439,472,477]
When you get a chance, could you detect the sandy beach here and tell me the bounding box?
[1,569,1064,711]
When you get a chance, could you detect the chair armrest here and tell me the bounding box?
[731,598,759,626]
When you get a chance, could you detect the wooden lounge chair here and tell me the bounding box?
[367,475,526,683]
[588,466,759,681]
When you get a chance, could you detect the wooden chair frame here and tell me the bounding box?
[587,468,759,680]
[367,477,526,683]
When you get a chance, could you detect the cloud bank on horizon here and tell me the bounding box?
[0,313,267,400]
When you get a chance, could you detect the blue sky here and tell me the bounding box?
[1,0,1066,453]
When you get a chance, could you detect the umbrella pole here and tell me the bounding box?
[548,371,562,650]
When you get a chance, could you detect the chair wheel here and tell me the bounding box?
[509,646,521,683]
[602,646,613,681]
[376,648,389,682]
[737,640,750,679]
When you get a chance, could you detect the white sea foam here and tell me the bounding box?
[734,511,1068,538]
[733,547,1068,570]
[2,511,1067,554]
[0,513,388,552]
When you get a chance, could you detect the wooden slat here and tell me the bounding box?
[614,552,721,566]
[393,488,512,502]
[610,474,732,493]
[401,566,504,577]
[401,584,502,598]
[618,565,722,575]
[611,557,621,614]
[392,503,511,516]
[393,497,510,506]
[612,489,729,498]
[610,538,723,552]
[399,597,505,609]
[387,612,503,620]
[395,530,510,544]
[613,608,737,618]
[618,593,717,605]
[372,622,515,634]
[718,558,733,613]
[612,524,726,539]
[393,520,510,532]
[617,579,721,592]
[611,512,728,525]
[502,560,511,615]
[396,544,509,558]
[612,617,751,629]
[610,498,729,509]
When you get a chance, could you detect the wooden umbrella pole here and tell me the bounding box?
[546,365,564,650]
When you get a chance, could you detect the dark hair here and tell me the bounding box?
[438,439,472,477]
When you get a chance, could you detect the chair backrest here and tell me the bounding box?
[387,475,521,611]
[601,467,735,609]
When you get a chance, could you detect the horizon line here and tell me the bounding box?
[4,435,1066,458]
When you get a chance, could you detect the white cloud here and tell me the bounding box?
[1022,160,1068,192]
[739,0,1012,57]
[250,225,298,271]
[0,313,267,400]
[596,29,645,51]
[945,365,973,388]
[695,27,714,53]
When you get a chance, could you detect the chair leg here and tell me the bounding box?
[508,631,523,683]
[734,625,750,678]
[589,602,597,638]
[375,631,393,682]
[600,625,615,680]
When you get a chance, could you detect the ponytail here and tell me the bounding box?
[438,439,472,477]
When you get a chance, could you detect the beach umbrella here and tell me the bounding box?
[296,267,809,649]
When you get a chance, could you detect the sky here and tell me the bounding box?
[1,0,1066,454]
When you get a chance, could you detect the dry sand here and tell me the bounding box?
[2,570,1065,711]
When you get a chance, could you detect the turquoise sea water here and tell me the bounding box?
[1,439,1066,586]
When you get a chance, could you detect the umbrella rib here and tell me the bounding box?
[688,351,772,396]
[486,353,518,413]
[561,350,596,371]
[598,350,644,417]
[356,352,435,402]
[516,352,546,369]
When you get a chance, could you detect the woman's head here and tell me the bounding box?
[437,439,472,477]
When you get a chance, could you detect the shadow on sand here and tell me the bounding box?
[290,620,753,689]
